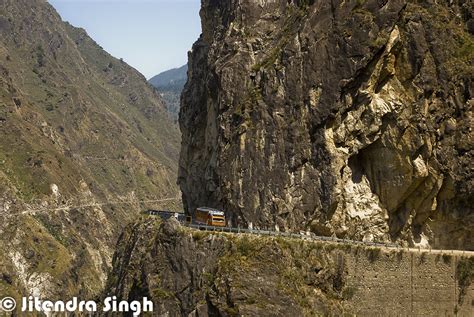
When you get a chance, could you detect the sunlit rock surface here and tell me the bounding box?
[179,0,473,250]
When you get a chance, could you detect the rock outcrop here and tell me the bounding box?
[179,0,473,250]
[0,0,180,299]
[103,218,474,316]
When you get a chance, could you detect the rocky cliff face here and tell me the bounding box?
[179,0,473,250]
[0,0,180,299]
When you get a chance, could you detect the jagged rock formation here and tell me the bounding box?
[103,218,474,316]
[149,65,188,120]
[179,0,473,250]
[0,0,180,299]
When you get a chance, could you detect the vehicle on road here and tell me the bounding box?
[194,207,226,227]
[147,210,186,222]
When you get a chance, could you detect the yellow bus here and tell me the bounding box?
[194,207,226,227]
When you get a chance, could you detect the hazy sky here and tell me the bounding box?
[48,0,201,79]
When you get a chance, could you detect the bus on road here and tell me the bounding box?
[194,207,226,227]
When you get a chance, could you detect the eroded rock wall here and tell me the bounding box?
[179,0,473,249]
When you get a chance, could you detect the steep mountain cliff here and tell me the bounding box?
[179,0,473,250]
[0,0,180,299]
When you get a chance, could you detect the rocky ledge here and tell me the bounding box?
[102,218,474,316]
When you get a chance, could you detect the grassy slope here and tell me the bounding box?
[0,0,181,299]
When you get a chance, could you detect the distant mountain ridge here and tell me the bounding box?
[149,64,187,87]
[149,64,187,120]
